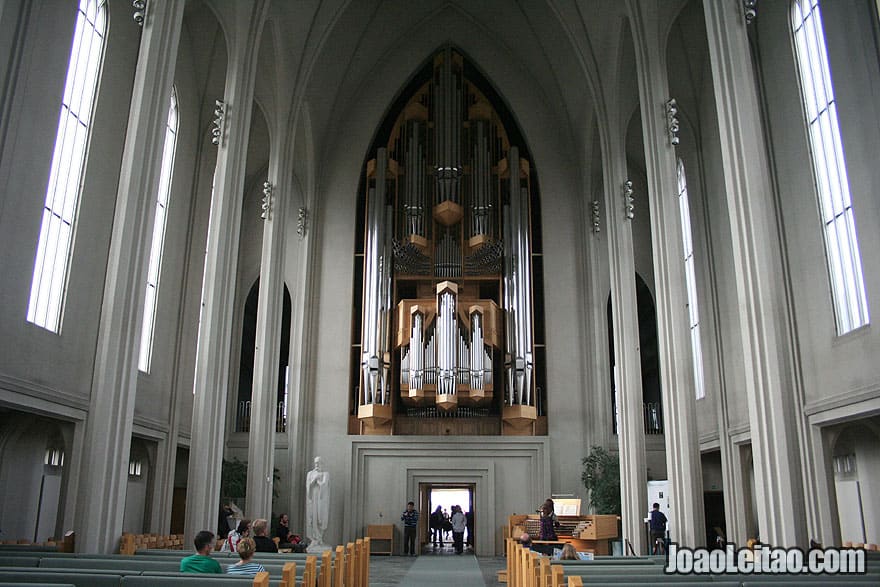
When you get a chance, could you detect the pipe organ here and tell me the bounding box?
[355,47,540,435]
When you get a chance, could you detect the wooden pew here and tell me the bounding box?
[345,543,356,587]
[303,554,318,587]
[333,545,345,587]
[279,560,296,587]
[363,537,371,587]
[318,550,332,587]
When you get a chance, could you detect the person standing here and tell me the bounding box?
[450,505,467,554]
[649,503,667,554]
[400,501,419,556]
[539,502,558,541]
[180,531,222,574]
[430,505,444,546]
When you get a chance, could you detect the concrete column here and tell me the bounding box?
[584,140,612,449]
[75,2,183,554]
[185,1,268,543]
[627,2,705,548]
[285,196,314,534]
[703,1,805,547]
[245,136,288,518]
[600,126,648,554]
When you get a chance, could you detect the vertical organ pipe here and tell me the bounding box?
[410,310,424,391]
[470,310,484,391]
[437,288,456,395]
[361,149,392,406]
[503,147,534,406]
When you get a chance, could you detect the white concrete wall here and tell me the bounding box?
[758,0,880,412]
[1,0,880,549]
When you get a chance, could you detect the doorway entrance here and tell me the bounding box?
[418,482,475,554]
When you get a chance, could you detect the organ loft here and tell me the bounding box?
[352,48,545,436]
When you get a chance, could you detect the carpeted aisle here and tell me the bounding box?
[398,553,486,586]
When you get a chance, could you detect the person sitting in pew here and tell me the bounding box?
[559,543,579,560]
[180,530,222,573]
[252,519,278,553]
[221,518,251,553]
[227,537,266,577]
[519,533,533,549]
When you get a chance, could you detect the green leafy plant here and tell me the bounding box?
[221,458,248,501]
[220,458,281,502]
[581,445,621,515]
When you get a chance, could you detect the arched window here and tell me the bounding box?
[677,159,705,400]
[27,0,107,332]
[792,0,869,334]
[138,88,179,373]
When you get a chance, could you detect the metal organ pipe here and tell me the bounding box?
[410,310,424,392]
[503,174,516,405]
[459,328,469,385]
[361,148,393,407]
[433,47,462,204]
[471,121,491,239]
[401,347,410,387]
[503,147,534,407]
[470,310,484,391]
[426,331,435,385]
[436,288,457,395]
[405,121,426,238]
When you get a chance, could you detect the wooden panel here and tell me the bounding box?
[393,415,501,436]
[366,524,393,555]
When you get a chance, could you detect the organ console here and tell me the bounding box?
[354,46,541,435]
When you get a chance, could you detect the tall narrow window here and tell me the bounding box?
[27,0,107,332]
[138,89,179,372]
[792,0,869,334]
[677,160,705,400]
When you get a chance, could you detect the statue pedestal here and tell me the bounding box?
[306,541,331,553]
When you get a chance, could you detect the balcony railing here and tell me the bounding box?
[235,400,287,433]
[612,401,663,435]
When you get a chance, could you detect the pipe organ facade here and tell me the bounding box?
[351,47,544,436]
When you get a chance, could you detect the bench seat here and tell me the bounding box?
[0,558,39,568]
[0,571,121,587]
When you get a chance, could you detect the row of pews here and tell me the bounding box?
[0,536,371,587]
[119,533,185,554]
[505,538,880,587]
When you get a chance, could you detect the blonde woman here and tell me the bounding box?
[559,543,579,560]
[226,537,266,577]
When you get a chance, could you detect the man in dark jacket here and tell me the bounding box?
[252,518,278,553]
[649,503,667,554]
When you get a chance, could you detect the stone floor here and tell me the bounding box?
[369,542,505,586]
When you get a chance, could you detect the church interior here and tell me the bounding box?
[1,0,879,559]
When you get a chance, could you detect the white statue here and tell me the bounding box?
[305,456,330,551]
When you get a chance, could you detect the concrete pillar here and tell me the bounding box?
[245,136,288,518]
[185,1,269,543]
[703,1,805,547]
[285,192,314,535]
[75,2,183,554]
[600,126,648,554]
[627,1,705,548]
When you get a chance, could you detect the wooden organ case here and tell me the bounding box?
[352,47,544,436]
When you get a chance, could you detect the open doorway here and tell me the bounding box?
[418,482,475,554]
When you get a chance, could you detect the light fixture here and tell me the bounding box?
[623,180,634,220]
[211,100,225,146]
